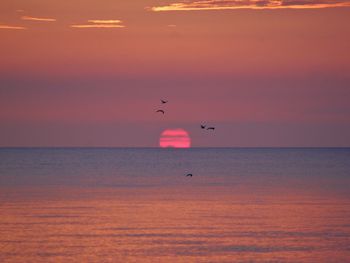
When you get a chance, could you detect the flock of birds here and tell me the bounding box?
[156,99,216,178]
[156,99,216,132]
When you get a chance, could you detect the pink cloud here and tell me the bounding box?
[151,0,350,11]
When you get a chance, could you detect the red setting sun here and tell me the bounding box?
[159,129,191,148]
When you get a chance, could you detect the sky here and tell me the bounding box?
[1,0,350,147]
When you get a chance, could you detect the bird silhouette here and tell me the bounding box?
[161,99,168,104]
[207,127,215,130]
[186,173,193,177]
[201,125,206,129]
[156,110,165,114]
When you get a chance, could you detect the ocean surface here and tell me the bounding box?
[0,148,350,262]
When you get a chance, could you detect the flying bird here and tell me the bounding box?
[156,110,165,114]
[207,127,215,130]
[161,99,168,104]
[201,125,206,129]
[186,173,193,177]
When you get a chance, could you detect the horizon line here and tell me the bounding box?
[0,146,349,149]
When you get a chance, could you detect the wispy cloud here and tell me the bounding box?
[151,0,350,11]
[21,16,56,22]
[0,25,26,30]
[71,24,125,28]
[70,19,125,28]
[88,20,122,24]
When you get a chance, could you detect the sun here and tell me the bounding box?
[159,128,191,148]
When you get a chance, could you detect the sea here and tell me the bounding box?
[0,148,350,262]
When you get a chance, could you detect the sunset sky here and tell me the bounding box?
[1,0,350,147]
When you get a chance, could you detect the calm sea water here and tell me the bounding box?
[1,148,350,262]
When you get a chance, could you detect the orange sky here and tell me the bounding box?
[1,0,350,147]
